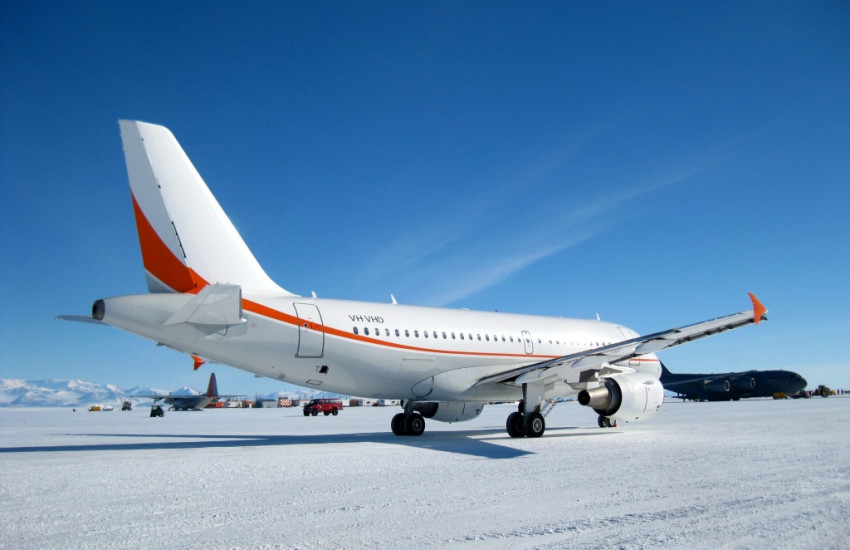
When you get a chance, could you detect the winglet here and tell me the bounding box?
[192,355,206,371]
[748,292,767,325]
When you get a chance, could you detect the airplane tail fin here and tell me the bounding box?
[206,373,219,397]
[118,120,295,296]
[660,362,673,376]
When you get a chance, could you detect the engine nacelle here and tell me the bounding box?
[705,379,731,393]
[577,372,664,422]
[731,377,756,391]
[413,402,485,423]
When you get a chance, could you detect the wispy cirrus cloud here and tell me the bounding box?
[361,141,714,306]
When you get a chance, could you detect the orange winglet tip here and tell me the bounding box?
[192,355,206,370]
[748,293,767,325]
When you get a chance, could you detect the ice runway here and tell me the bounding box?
[1,398,848,549]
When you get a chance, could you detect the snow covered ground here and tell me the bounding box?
[1,398,848,549]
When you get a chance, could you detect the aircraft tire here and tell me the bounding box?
[405,413,425,436]
[391,413,407,436]
[525,412,545,438]
[506,412,525,438]
[598,415,618,428]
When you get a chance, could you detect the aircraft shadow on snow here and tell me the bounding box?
[0,426,614,459]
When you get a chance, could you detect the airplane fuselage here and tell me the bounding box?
[98,291,660,403]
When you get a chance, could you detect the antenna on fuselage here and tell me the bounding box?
[390,294,398,305]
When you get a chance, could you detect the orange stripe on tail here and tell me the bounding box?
[131,194,207,293]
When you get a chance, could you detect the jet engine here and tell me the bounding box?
[577,372,664,422]
[705,379,731,393]
[731,377,756,391]
[413,402,485,423]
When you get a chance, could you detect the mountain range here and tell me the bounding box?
[0,378,191,407]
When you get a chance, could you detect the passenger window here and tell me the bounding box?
[451,332,456,339]
[424,330,428,338]
[353,327,359,335]
[433,331,438,339]
[442,332,447,339]
[364,327,370,336]
[414,330,419,338]
[395,329,400,337]
[460,333,465,340]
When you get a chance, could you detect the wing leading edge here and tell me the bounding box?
[475,293,768,388]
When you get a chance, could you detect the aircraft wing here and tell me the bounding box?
[475,293,767,388]
[131,393,170,402]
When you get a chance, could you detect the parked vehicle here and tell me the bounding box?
[149,404,164,417]
[303,398,343,417]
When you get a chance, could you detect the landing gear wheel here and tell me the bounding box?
[405,413,425,436]
[525,411,546,438]
[598,415,617,428]
[391,413,407,436]
[506,411,525,438]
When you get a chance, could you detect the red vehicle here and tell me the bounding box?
[303,398,343,416]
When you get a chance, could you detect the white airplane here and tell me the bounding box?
[62,120,768,438]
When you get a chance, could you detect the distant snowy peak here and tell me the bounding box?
[0,378,187,407]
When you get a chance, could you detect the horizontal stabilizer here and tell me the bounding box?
[165,284,245,326]
[55,315,105,325]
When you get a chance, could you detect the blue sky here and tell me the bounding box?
[2,2,848,395]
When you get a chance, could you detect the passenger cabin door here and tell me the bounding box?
[294,303,324,358]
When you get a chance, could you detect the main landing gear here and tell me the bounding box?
[506,381,549,438]
[391,402,426,436]
[506,401,546,438]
